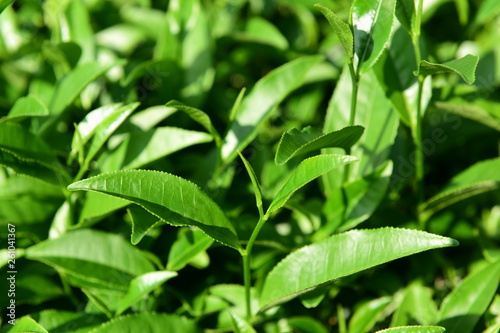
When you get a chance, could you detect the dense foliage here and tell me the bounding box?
[0,0,499,332]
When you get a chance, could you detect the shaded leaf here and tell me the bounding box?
[434,101,500,132]
[266,154,357,215]
[31,310,106,333]
[395,0,418,37]
[259,228,458,310]
[351,0,396,74]
[348,297,392,333]
[75,192,129,229]
[438,260,500,333]
[420,157,500,219]
[221,55,324,163]
[275,125,364,165]
[88,313,199,333]
[116,271,177,315]
[167,228,214,271]
[67,170,243,252]
[417,54,479,84]
[25,229,155,291]
[315,4,354,62]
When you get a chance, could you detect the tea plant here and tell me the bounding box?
[0,0,499,332]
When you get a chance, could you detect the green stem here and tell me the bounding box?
[343,63,360,184]
[243,214,268,320]
[414,77,425,206]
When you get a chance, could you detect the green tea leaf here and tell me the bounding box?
[288,316,329,333]
[42,312,104,332]
[0,122,69,185]
[115,127,213,170]
[266,154,357,215]
[351,0,396,74]
[5,95,49,121]
[67,170,243,252]
[49,61,119,115]
[31,310,106,333]
[221,55,324,163]
[420,157,500,219]
[259,228,458,310]
[434,101,500,132]
[167,228,214,271]
[4,316,48,333]
[417,54,479,84]
[128,205,162,245]
[165,100,222,146]
[348,297,392,333]
[75,192,130,229]
[70,103,125,162]
[315,4,354,62]
[372,27,418,127]
[374,326,445,333]
[230,312,258,333]
[438,260,500,333]
[82,102,139,168]
[116,271,178,315]
[0,0,13,15]
[275,125,364,165]
[241,17,289,50]
[238,151,264,216]
[25,229,155,291]
[395,0,418,37]
[88,313,200,333]
[391,282,439,326]
[474,0,500,27]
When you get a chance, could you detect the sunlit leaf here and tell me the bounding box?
[116,271,178,315]
[230,312,257,333]
[267,154,357,215]
[241,17,289,50]
[0,0,13,15]
[374,326,445,333]
[238,152,264,216]
[31,310,106,333]
[315,4,354,63]
[438,260,500,333]
[275,125,364,166]
[221,55,324,163]
[259,228,457,310]
[68,170,243,252]
[417,54,479,84]
[391,282,439,326]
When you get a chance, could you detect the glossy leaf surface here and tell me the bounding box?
[351,0,396,74]
[68,170,242,252]
[260,228,457,310]
[221,55,324,163]
[267,154,357,215]
[348,297,392,333]
[438,260,500,333]
[4,316,48,333]
[275,125,364,165]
